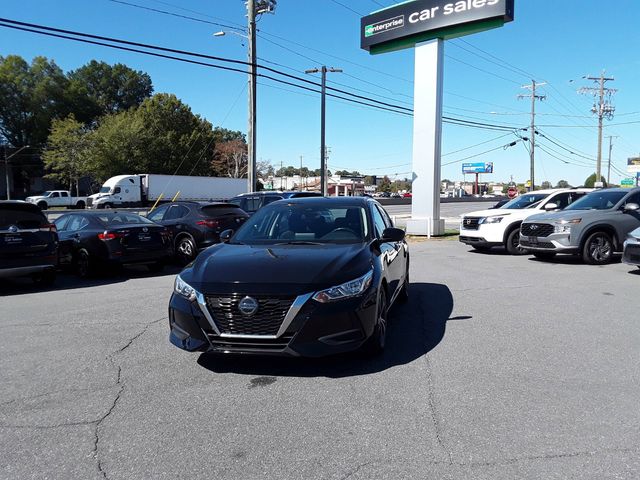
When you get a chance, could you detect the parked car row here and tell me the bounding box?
[0,199,252,285]
[460,187,640,267]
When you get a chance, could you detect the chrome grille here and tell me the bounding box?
[521,223,554,237]
[205,295,295,336]
[461,217,481,230]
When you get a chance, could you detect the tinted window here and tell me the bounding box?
[243,197,262,212]
[61,192,69,197]
[376,204,393,228]
[371,205,387,237]
[96,213,154,226]
[624,192,640,206]
[0,207,47,229]
[201,205,245,217]
[565,191,627,211]
[51,192,60,198]
[227,198,242,207]
[54,216,70,232]
[165,205,189,220]
[146,205,169,222]
[263,196,283,206]
[233,204,368,244]
[67,216,89,231]
[549,192,571,209]
[569,192,587,204]
[113,187,121,194]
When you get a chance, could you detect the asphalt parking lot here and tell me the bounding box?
[1,240,639,479]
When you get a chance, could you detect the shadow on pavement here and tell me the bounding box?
[0,264,181,296]
[466,247,510,256]
[197,282,462,379]
[528,254,622,266]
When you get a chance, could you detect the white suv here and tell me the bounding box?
[459,188,593,254]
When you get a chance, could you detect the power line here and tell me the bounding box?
[442,140,521,166]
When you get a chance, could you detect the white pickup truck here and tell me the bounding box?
[25,191,88,210]
[459,188,593,254]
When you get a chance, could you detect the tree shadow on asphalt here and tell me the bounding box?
[0,264,181,297]
[196,282,461,379]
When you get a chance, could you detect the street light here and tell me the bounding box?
[305,67,342,197]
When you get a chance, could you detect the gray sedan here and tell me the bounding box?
[622,226,640,269]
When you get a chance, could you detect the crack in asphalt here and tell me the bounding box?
[415,292,454,466]
[338,460,375,480]
[91,316,166,480]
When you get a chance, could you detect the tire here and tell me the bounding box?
[76,249,93,278]
[362,288,388,356]
[533,252,556,260]
[75,201,86,209]
[582,231,614,265]
[32,270,56,287]
[147,261,165,273]
[175,236,196,265]
[103,203,113,209]
[37,201,48,210]
[505,228,527,255]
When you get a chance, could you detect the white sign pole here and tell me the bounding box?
[406,38,445,236]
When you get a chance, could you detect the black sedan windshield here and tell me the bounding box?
[232,204,369,245]
[565,191,627,211]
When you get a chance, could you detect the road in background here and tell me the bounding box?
[1,242,638,479]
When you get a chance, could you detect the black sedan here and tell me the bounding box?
[168,197,409,357]
[54,211,172,276]
[146,201,249,264]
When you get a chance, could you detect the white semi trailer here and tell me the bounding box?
[88,174,246,208]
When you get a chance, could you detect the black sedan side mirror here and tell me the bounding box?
[381,227,405,242]
[623,203,640,212]
[220,229,234,243]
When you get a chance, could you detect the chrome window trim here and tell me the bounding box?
[195,292,313,339]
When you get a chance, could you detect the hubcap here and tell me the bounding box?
[589,236,611,262]
[178,240,193,257]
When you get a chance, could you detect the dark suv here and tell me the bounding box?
[228,191,322,215]
[0,201,58,285]
[519,187,640,264]
[146,201,249,263]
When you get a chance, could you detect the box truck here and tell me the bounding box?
[87,174,246,208]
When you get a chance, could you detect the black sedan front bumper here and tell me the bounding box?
[168,287,378,357]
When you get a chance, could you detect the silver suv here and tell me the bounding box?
[519,187,640,264]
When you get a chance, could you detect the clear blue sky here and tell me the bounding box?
[1,0,639,186]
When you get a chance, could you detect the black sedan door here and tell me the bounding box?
[371,204,405,296]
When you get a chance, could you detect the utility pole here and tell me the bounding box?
[244,0,277,193]
[3,145,29,200]
[580,72,616,186]
[305,66,342,196]
[606,135,618,185]
[518,80,546,191]
[299,155,303,191]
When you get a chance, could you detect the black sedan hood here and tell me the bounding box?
[184,242,373,295]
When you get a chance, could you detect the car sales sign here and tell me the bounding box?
[361,0,514,54]
[462,162,493,174]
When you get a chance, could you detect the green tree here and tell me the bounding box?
[540,181,552,190]
[584,173,607,188]
[86,93,217,181]
[42,115,93,194]
[379,175,392,193]
[556,179,571,188]
[0,55,69,147]
[66,60,153,123]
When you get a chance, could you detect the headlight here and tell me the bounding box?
[479,216,504,224]
[554,218,581,233]
[313,270,373,303]
[174,275,197,301]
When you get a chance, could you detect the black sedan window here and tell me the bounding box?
[96,213,155,225]
[233,204,369,244]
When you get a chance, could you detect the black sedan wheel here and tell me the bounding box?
[76,249,93,278]
[363,288,388,355]
[176,236,196,264]
[582,231,614,265]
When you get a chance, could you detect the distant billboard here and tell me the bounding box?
[462,162,493,174]
[627,157,640,173]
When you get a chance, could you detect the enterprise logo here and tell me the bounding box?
[365,15,404,37]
